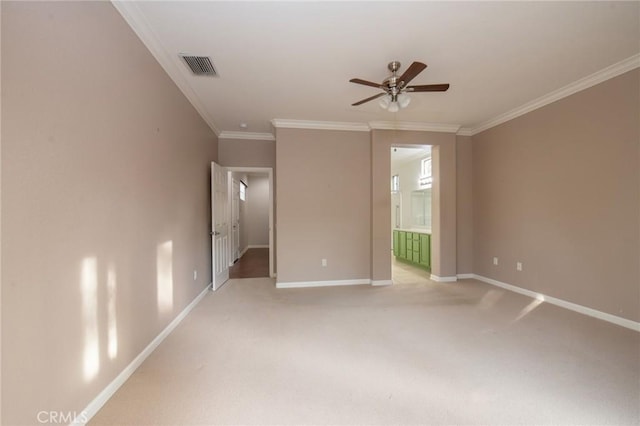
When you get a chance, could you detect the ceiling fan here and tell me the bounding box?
[350,61,449,112]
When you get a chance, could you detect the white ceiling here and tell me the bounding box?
[114,1,639,138]
[391,147,430,166]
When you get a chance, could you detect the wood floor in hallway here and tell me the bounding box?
[229,248,269,279]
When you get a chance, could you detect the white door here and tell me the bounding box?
[231,179,240,263]
[211,162,229,290]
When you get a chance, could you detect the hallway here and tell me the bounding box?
[229,248,269,279]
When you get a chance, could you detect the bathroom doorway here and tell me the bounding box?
[390,146,433,284]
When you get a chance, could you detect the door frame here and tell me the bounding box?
[226,167,275,278]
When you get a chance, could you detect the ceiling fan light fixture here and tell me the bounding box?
[398,93,411,108]
[379,93,408,112]
[378,95,391,109]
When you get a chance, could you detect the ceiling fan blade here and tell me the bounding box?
[352,92,386,106]
[406,83,450,92]
[349,78,383,89]
[398,61,427,86]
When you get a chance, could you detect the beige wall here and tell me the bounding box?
[456,136,474,274]
[218,138,275,169]
[472,69,639,321]
[371,130,457,281]
[1,2,217,424]
[247,175,270,247]
[275,128,371,283]
[0,2,3,423]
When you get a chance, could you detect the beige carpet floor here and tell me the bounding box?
[90,268,639,425]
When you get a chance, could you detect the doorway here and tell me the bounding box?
[226,167,274,278]
[390,146,433,284]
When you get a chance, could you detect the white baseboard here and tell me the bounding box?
[276,279,370,289]
[371,280,393,286]
[239,246,249,258]
[472,274,640,332]
[247,244,269,249]
[77,283,212,425]
[430,274,458,282]
[277,276,468,288]
[457,273,474,279]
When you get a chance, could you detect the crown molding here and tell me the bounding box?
[271,119,370,132]
[369,121,460,133]
[111,1,221,136]
[218,131,275,141]
[456,128,474,137]
[461,53,640,136]
[271,119,463,134]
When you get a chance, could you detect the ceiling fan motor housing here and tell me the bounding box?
[388,61,401,73]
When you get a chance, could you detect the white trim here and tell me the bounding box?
[239,246,249,258]
[430,275,458,282]
[111,1,220,136]
[226,167,272,174]
[456,128,474,137]
[456,273,474,279]
[270,119,463,134]
[371,280,393,286]
[460,53,640,136]
[218,131,275,141]
[271,119,370,132]
[76,283,212,425]
[369,121,460,133]
[472,274,640,332]
[247,244,269,249]
[276,279,370,289]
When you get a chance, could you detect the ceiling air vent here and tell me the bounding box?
[180,55,218,76]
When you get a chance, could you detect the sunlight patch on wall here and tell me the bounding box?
[156,241,174,314]
[81,257,100,381]
[107,264,118,360]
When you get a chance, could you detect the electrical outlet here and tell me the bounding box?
[321,258,327,267]
[193,270,198,280]
[516,262,523,271]
[493,257,499,266]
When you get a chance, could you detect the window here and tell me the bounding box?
[240,181,247,201]
[419,157,432,187]
[391,175,400,192]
